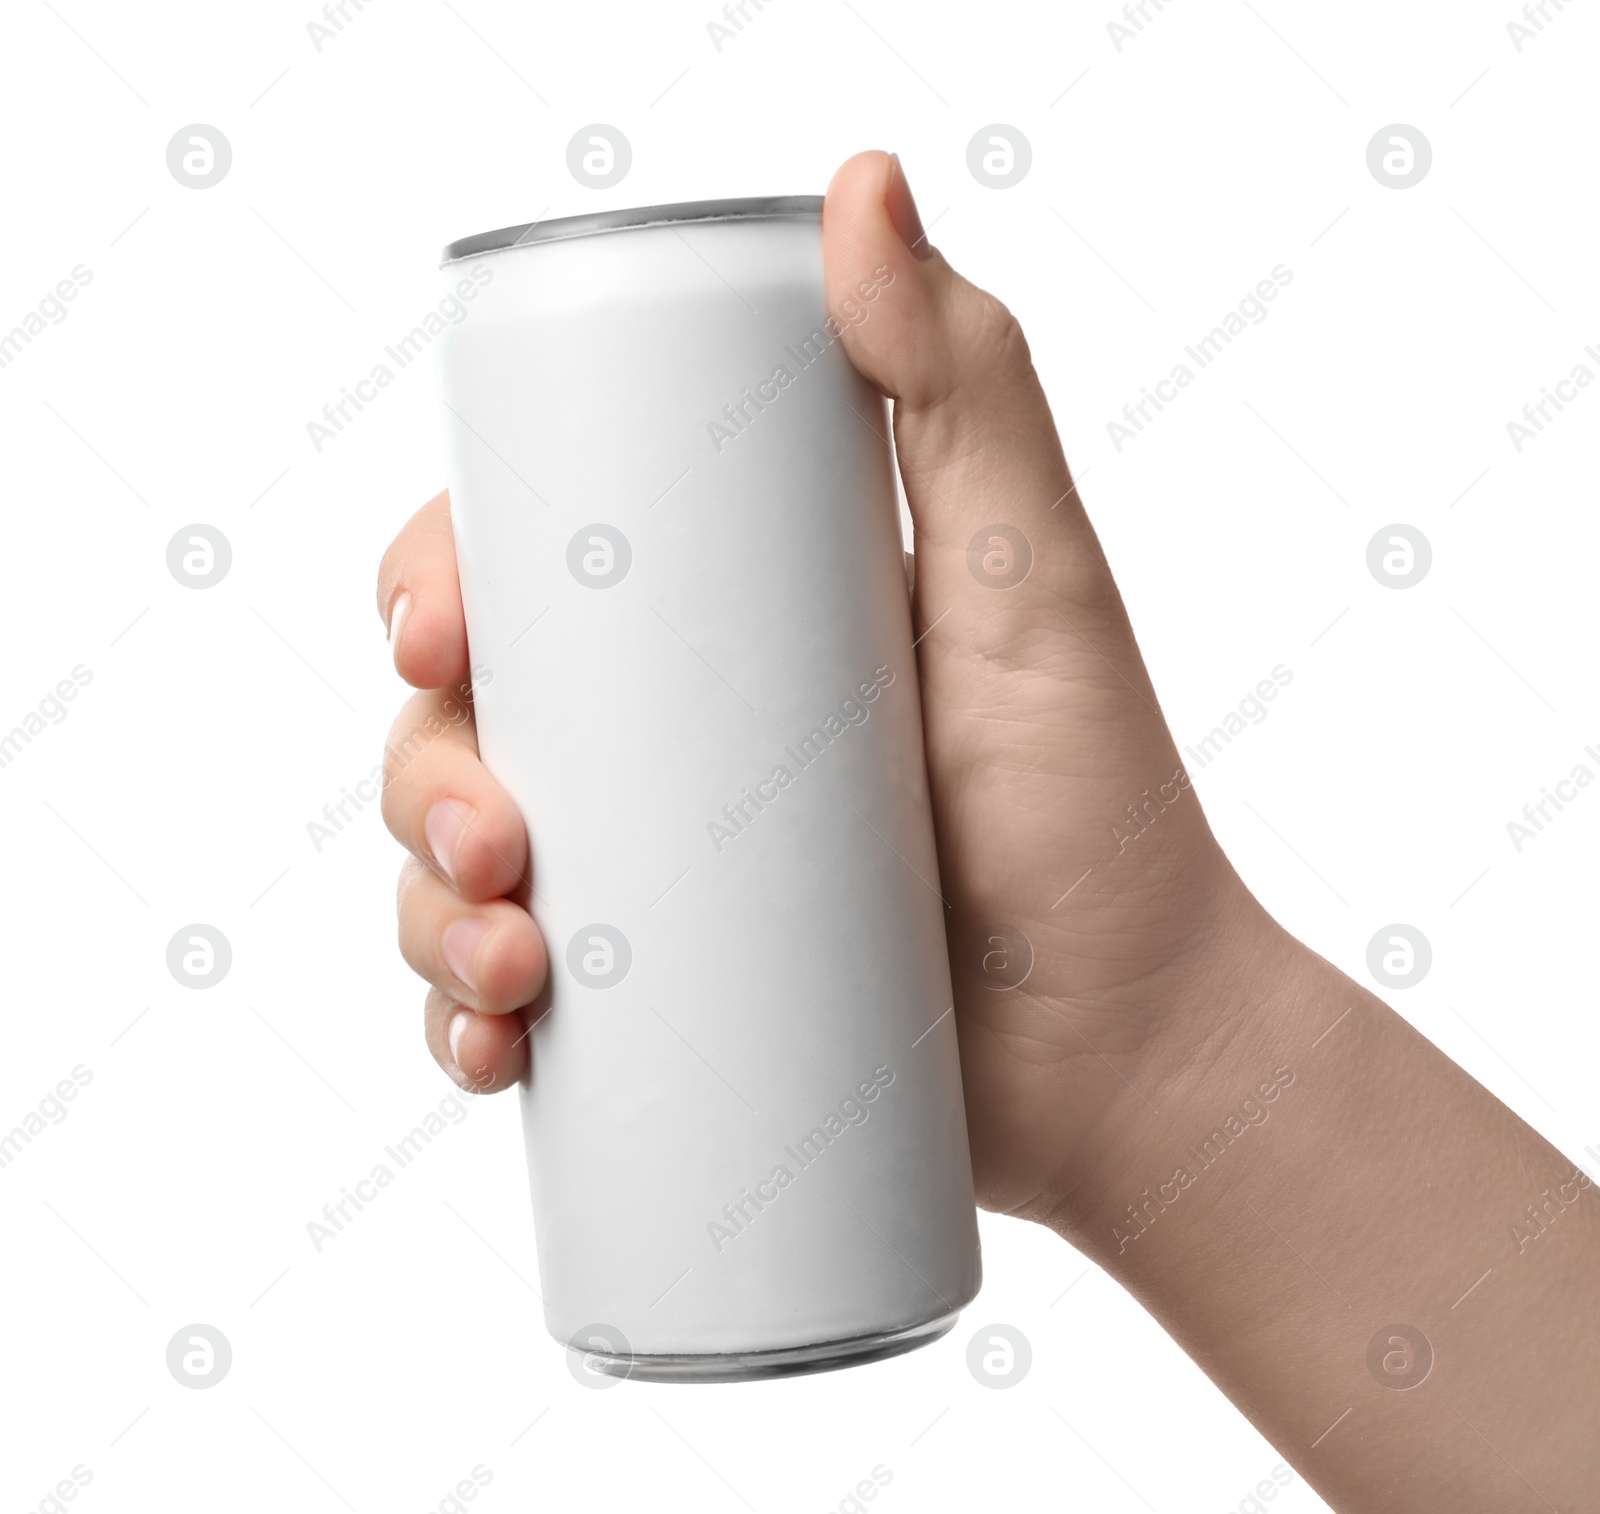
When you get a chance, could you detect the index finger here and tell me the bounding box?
[377,489,470,690]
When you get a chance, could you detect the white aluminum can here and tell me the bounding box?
[436,198,981,1381]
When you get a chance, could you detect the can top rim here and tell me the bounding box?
[440,195,824,265]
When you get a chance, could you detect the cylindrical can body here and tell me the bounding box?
[436,199,980,1380]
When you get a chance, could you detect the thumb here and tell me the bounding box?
[822,156,1251,1207]
[821,149,1164,725]
[823,149,1039,421]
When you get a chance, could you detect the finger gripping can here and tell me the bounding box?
[437,197,980,1381]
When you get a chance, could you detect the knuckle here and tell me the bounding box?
[395,856,431,924]
[380,691,476,827]
[376,548,398,617]
[968,288,1030,371]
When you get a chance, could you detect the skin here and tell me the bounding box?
[378,152,1600,1509]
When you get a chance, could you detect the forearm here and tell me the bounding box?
[1052,912,1600,1511]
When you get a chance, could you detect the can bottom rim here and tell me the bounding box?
[572,1310,961,1384]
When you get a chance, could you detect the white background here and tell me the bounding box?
[2,1,1597,1510]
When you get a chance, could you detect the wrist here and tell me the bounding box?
[1034,885,1319,1248]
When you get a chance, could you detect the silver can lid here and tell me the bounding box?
[441,195,823,266]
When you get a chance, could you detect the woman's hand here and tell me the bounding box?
[377,152,1600,1509]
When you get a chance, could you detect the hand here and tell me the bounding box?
[377,153,1600,1508]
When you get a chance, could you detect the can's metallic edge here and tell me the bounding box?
[442,195,825,264]
[580,1311,961,1385]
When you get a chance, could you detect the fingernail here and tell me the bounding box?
[425,798,475,885]
[886,153,933,261]
[447,1007,471,1070]
[441,917,490,994]
[388,590,412,669]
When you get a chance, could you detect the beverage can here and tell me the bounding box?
[436,196,981,1381]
